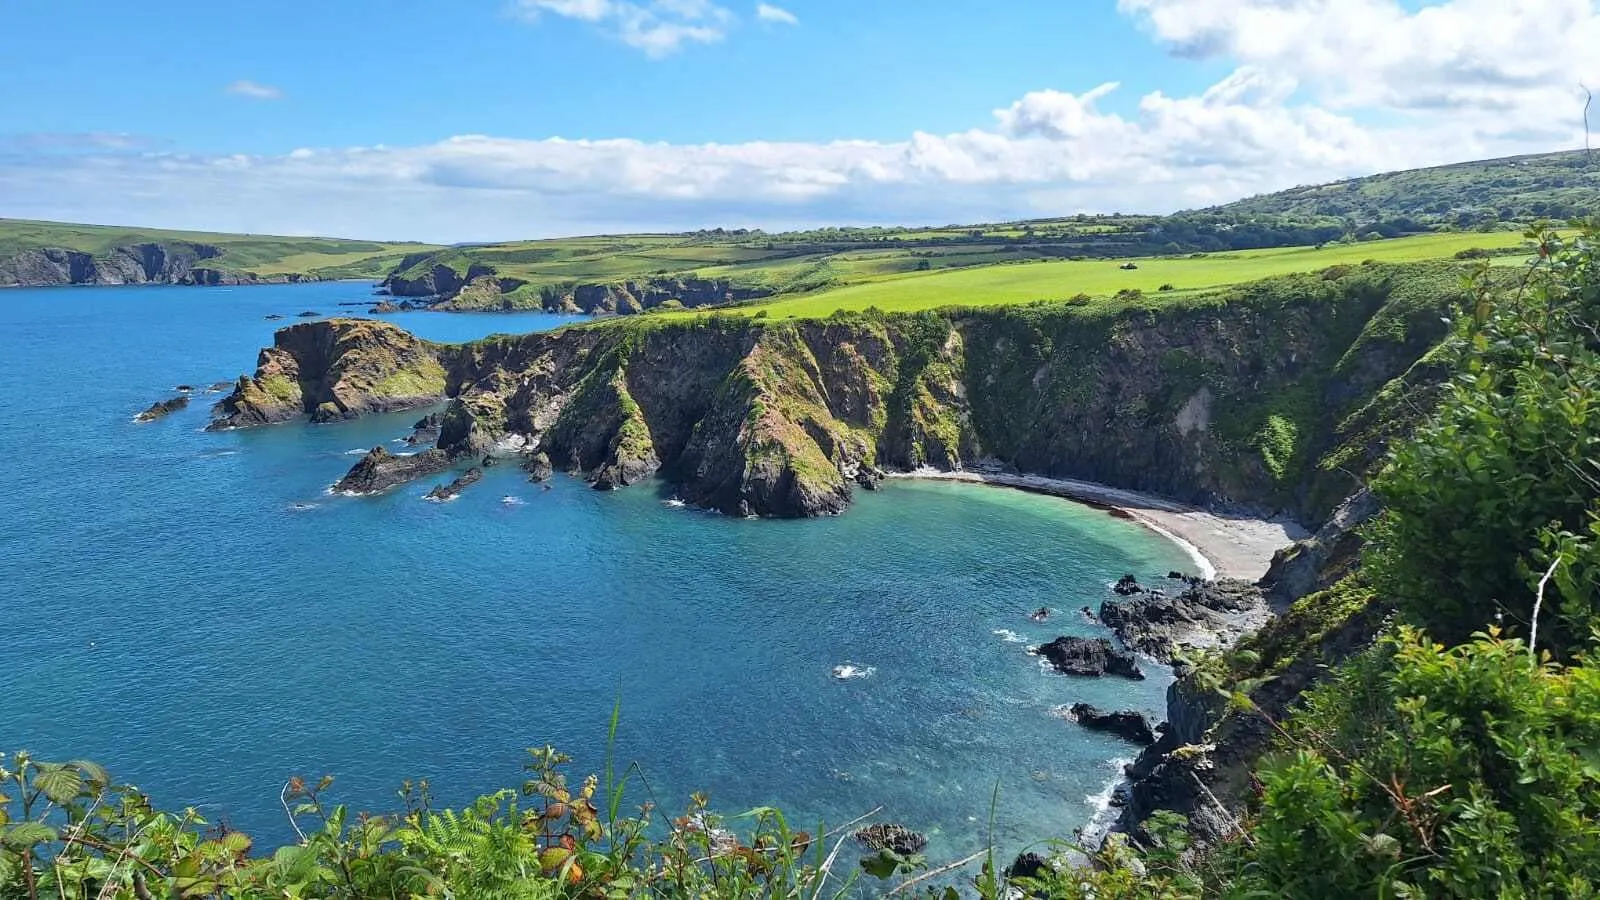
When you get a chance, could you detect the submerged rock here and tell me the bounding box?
[206,381,233,393]
[1113,574,1144,596]
[1033,636,1145,680]
[264,314,285,320]
[1068,703,1157,745]
[424,467,483,502]
[296,310,321,318]
[335,446,451,495]
[135,396,189,422]
[854,824,927,856]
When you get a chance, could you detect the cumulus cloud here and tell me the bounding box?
[5,3,1590,241]
[513,0,732,56]
[1119,0,1600,120]
[756,3,797,25]
[226,80,283,100]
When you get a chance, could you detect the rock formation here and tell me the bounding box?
[134,396,188,422]
[209,319,447,430]
[1033,636,1145,679]
[424,468,483,502]
[1067,703,1158,745]
[335,447,452,495]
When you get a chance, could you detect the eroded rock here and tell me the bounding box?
[335,446,451,495]
[1033,636,1145,680]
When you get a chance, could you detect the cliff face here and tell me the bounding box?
[380,253,771,315]
[0,242,320,287]
[209,320,448,429]
[222,263,1459,520]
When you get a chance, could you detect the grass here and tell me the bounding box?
[0,218,442,278]
[704,231,1535,320]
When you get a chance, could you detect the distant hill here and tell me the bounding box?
[1207,149,1599,231]
[4,149,1593,293]
[0,219,441,287]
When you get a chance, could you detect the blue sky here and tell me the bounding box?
[0,1,1594,241]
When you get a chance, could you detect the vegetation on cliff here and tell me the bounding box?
[0,218,440,287]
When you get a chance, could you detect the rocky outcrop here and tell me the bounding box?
[424,467,483,502]
[1260,488,1378,608]
[208,319,447,430]
[1098,577,1270,663]
[335,447,452,495]
[522,451,554,482]
[134,396,188,422]
[405,413,443,446]
[1066,703,1158,745]
[1033,637,1145,680]
[0,242,321,287]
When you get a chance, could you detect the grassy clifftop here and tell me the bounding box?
[0,218,441,281]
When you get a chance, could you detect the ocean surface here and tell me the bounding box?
[0,281,1191,864]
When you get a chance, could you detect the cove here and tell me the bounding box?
[0,282,1191,860]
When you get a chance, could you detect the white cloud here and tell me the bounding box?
[5,3,1591,241]
[514,0,731,56]
[226,80,283,101]
[1119,0,1600,120]
[756,3,797,25]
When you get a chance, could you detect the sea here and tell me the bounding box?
[0,281,1190,866]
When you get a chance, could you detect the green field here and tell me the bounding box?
[694,230,1536,320]
[0,218,443,278]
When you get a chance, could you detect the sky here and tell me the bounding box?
[0,0,1596,242]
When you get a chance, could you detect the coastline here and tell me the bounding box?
[890,469,1306,582]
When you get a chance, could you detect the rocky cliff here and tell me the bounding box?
[0,242,322,287]
[220,263,1463,523]
[381,254,770,315]
[209,320,448,429]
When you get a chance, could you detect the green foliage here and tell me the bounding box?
[1366,224,1600,655]
[1244,628,1600,898]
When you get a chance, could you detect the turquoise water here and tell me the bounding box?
[0,282,1189,863]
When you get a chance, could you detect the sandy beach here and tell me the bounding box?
[894,470,1308,582]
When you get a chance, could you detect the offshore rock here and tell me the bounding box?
[522,451,555,482]
[424,467,483,502]
[134,396,188,422]
[1033,637,1145,680]
[335,446,451,495]
[1068,703,1157,745]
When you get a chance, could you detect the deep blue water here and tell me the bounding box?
[0,281,1189,864]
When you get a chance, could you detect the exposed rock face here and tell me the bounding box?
[335,447,452,495]
[208,319,447,430]
[1260,488,1379,608]
[1034,637,1145,680]
[0,242,320,287]
[134,396,188,422]
[424,467,483,502]
[405,412,443,446]
[1098,577,1269,663]
[522,451,554,482]
[1067,703,1158,745]
[854,825,927,856]
[222,264,1457,520]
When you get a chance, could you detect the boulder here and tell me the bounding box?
[1068,703,1157,745]
[522,451,555,482]
[335,446,451,495]
[135,396,189,422]
[1006,852,1051,882]
[1113,574,1144,596]
[424,467,483,502]
[1033,636,1145,680]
